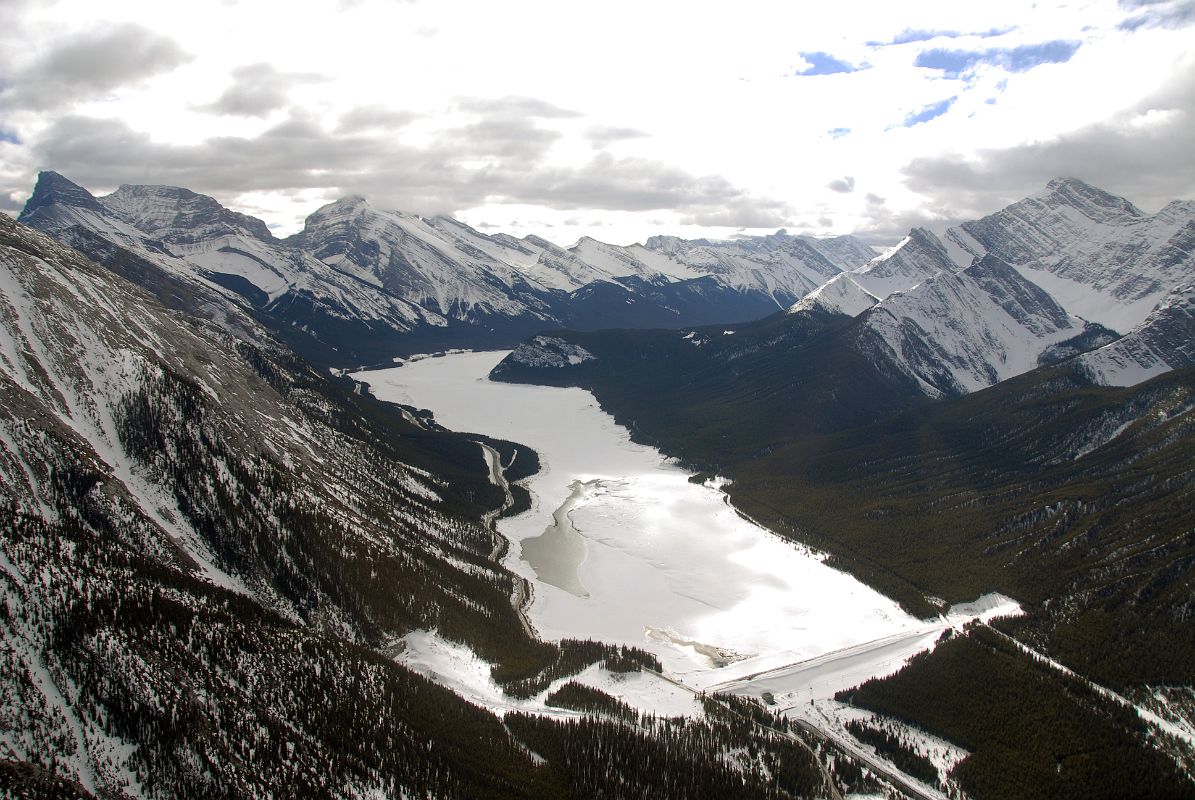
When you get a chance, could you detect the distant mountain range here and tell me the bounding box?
[495,178,1195,432]
[17,171,877,366]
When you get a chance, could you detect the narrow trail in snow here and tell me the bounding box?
[984,625,1195,750]
[477,441,537,639]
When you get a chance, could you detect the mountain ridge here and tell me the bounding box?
[17,171,878,367]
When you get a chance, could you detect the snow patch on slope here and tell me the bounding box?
[790,273,879,317]
[862,256,1085,396]
[1079,285,1195,387]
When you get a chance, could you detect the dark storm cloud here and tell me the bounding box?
[198,63,327,117]
[441,115,562,167]
[500,153,790,220]
[680,197,792,228]
[1,23,191,111]
[904,120,1195,216]
[26,108,790,224]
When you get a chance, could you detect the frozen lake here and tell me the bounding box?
[355,351,1015,694]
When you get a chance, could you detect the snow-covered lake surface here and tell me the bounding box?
[355,350,1020,704]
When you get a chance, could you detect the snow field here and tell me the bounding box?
[356,351,1011,700]
[393,630,703,720]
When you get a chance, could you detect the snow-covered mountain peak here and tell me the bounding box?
[848,227,958,300]
[569,235,695,281]
[1039,176,1143,222]
[789,272,879,318]
[1156,199,1195,223]
[100,183,275,244]
[19,171,104,219]
[952,180,1195,332]
[297,194,371,227]
[521,233,559,250]
[641,234,692,255]
[801,234,881,271]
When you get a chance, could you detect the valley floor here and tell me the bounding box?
[356,351,1024,710]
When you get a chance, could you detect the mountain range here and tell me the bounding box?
[4,170,1195,799]
[490,178,1195,795]
[18,171,877,367]
[494,177,1195,448]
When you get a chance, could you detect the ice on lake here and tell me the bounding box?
[355,351,995,689]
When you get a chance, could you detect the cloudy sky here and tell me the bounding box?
[1,0,1192,245]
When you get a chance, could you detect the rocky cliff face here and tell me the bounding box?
[101,183,275,244]
[943,177,1195,332]
[1079,285,1195,386]
[858,255,1090,397]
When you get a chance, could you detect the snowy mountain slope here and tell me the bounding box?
[0,213,515,624]
[99,182,275,244]
[847,227,962,300]
[858,255,1096,397]
[802,234,880,271]
[640,230,872,306]
[20,172,884,363]
[788,272,879,318]
[496,180,1195,469]
[1079,285,1195,387]
[1,214,854,800]
[19,173,456,365]
[292,199,875,326]
[513,234,624,291]
[769,178,1195,398]
[943,177,1195,332]
[571,235,703,283]
[288,195,559,324]
[0,213,534,794]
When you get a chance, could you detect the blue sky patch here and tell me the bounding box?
[904,97,957,126]
[828,127,851,139]
[0,129,20,145]
[795,52,859,76]
[915,40,1082,78]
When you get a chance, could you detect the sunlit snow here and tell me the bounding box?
[356,351,1020,695]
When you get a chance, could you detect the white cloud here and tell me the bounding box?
[197,62,327,117]
[1,23,191,111]
[2,0,1192,245]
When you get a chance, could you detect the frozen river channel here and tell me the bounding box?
[355,351,1014,695]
